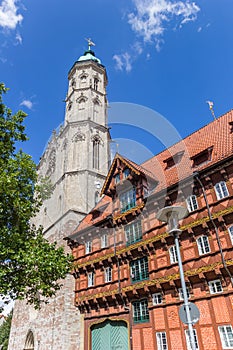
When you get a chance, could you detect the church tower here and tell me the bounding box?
[8,41,109,350]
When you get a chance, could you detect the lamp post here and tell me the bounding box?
[157,206,197,350]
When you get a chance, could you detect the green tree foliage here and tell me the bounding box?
[0,83,72,309]
[0,311,12,350]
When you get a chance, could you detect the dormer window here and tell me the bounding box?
[164,151,184,169]
[191,147,213,167]
[119,188,136,213]
[123,168,130,179]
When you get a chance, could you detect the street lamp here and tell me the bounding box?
[157,206,197,350]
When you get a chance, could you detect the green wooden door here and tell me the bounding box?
[91,320,129,350]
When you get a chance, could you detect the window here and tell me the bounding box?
[101,234,108,248]
[228,226,233,244]
[156,332,168,350]
[218,325,233,349]
[208,279,223,294]
[197,235,211,255]
[67,101,72,111]
[71,78,76,87]
[123,168,130,179]
[152,293,163,305]
[125,221,142,245]
[85,241,92,254]
[132,299,149,323]
[215,181,229,200]
[94,78,99,91]
[119,188,136,213]
[179,287,190,300]
[115,173,120,184]
[87,272,94,287]
[191,147,213,167]
[186,195,198,212]
[78,97,86,110]
[105,267,112,283]
[93,137,100,169]
[169,245,178,264]
[164,151,184,169]
[24,330,34,350]
[80,75,86,84]
[185,329,199,350]
[130,256,149,283]
[94,191,99,205]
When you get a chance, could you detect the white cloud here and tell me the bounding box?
[113,52,132,73]
[128,0,200,50]
[20,99,33,109]
[15,31,22,44]
[0,0,23,30]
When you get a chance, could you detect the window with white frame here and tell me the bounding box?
[85,240,92,254]
[119,188,136,213]
[169,245,178,264]
[125,221,142,245]
[179,287,191,300]
[218,325,233,349]
[87,272,94,287]
[105,266,112,283]
[132,299,149,323]
[101,234,108,248]
[185,329,199,350]
[156,332,168,350]
[130,256,149,283]
[208,279,223,294]
[197,235,211,255]
[152,293,163,305]
[215,181,229,200]
[228,226,233,245]
[186,195,198,212]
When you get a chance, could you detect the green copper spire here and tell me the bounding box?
[78,38,101,64]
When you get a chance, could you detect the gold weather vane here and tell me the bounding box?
[85,38,95,50]
[206,100,216,120]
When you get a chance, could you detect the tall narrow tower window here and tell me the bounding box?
[94,78,99,91]
[95,191,99,205]
[93,137,100,169]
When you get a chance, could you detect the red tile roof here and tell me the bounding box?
[71,109,233,235]
[142,109,233,192]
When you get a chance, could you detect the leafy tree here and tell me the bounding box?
[0,311,12,350]
[0,83,72,309]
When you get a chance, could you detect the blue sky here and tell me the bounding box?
[0,0,233,164]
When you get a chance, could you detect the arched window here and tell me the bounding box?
[94,78,99,91]
[93,100,100,122]
[95,191,99,205]
[93,137,100,169]
[78,97,86,110]
[24,330,34,350]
